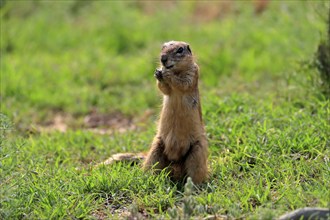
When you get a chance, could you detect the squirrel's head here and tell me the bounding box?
[160,41,194,72]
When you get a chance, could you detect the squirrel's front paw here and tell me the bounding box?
[154,69,163,81]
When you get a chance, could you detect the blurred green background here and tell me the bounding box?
[1,0,327,130]
[1,1,329,219]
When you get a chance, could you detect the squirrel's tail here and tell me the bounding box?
[95,153,146,167]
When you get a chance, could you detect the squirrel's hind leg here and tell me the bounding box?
[184,139,208,184]
[142,136,169,172]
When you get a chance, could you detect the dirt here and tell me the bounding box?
[34,109,154,134]
[34,113,71,133]
[84,110,135,134]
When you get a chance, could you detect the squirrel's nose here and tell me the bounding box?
[161,55,168,64]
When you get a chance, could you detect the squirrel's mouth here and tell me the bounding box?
[165,65,174,69]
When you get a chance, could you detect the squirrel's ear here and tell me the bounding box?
[187,45,192,54]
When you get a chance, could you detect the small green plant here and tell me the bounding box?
[168,177,199,219]
[167,178,221,219]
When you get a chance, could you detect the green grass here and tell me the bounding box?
[1,1,329,219]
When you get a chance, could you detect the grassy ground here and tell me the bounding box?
[1,1,329,219]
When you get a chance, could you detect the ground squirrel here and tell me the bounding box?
[142,41,208,184]
[100,41,208,184]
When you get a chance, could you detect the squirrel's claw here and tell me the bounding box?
[154,69,163,81]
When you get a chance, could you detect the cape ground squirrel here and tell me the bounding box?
[99,41,208,184]
[142,41,208,184]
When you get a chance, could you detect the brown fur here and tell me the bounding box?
[142,41,208,184]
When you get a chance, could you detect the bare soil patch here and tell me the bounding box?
[34,109,154,134]
[84,110,135,134]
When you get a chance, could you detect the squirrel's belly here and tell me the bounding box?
[159,94,201,161]
[162,132,191,161]
[159,116,195,161]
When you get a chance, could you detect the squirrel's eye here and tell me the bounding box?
[176,47,184,54]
